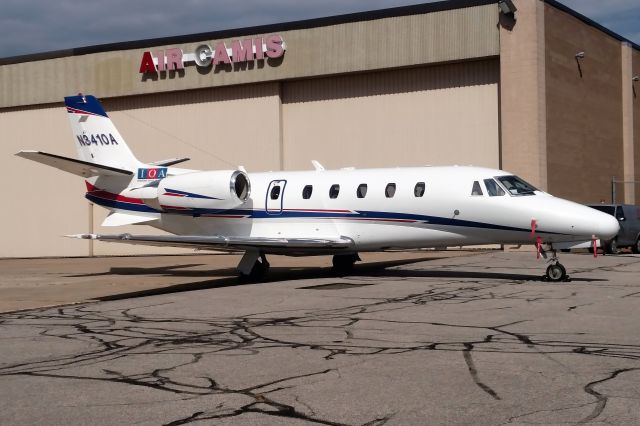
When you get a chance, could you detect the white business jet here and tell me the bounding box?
[17,95,618,281]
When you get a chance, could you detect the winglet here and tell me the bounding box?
[311,160,325,171]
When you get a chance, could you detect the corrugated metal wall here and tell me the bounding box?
[282,60,500,170]
[1,83,281,257]
[1,60,499,257]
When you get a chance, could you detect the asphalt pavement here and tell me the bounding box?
[1,251,639,425]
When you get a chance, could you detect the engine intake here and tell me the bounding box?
[156,170,251,212]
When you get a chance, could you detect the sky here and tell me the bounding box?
[1,0,639,59]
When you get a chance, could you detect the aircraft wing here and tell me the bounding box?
[16,151,133,177]
[67,233,355,254]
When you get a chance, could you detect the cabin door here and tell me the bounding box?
[266,180,287,215]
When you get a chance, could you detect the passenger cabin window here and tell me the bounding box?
[270,185,281,200]
[484,179,505,196]
[471,181,483,196]
[385,183,396,198]
[357,184,368,198]
[329,184,340,199]
[302,185,313,199]
[495,175,537,196]
[414,182,425,197]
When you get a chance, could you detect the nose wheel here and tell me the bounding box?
[539,245,570,282]
[545,262,567,282]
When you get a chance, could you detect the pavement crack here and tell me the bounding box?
[578,368,640,424]
[462,345,501,400]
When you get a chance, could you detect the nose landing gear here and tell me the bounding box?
[539,245,570,282]
[545,262,567,282]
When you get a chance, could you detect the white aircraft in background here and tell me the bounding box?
[17,95,618,281]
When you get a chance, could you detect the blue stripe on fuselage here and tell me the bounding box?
[86,193,158,213]
[89,195,543,234]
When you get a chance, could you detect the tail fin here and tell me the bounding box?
[65,95,140,171]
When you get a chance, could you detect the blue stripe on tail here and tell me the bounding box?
[64,95,108,118]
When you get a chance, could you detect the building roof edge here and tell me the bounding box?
[0,0,495,66]
[544,0,640,51]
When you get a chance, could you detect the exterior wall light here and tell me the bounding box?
[633,76,640,82]
[498,0,517,16]
[575,52,585,59]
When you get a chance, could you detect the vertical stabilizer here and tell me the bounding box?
[65,95,140,171]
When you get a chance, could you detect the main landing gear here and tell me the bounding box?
[332,253,361,274]
[237,250,270,281]
[538,245,569,282]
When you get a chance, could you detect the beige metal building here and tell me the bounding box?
[1,0,639,258]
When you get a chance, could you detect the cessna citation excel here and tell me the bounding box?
[17,95,619,282]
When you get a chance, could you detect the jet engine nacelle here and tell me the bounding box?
[155,170,251,211]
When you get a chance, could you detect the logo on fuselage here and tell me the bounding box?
[137,168,167,180]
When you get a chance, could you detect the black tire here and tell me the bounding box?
[239,259,270,282]
[546,263,566,282]
[633,238,640,254]
[332,254,360,273]
[605,239,618,255]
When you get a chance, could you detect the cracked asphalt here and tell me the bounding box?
[1,251,640,425]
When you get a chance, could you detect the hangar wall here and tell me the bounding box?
[1,59,499,258]
[0,105,91,257]
[543,2,624,204]
[282,60,500,170]
[2,0,638,258]
[499,0,548,191]
[634,50,640,203]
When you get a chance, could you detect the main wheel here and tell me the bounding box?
[332,254,360,273]
[240,259,270,282]
[632,237,640,254]
[546,263,566,282]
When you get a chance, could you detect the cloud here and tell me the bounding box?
[1,0,638,59]
[560,0,640,44]
[0,0,433,58]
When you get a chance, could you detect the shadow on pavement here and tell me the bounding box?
[92,256,605,302]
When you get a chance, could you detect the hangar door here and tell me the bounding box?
[281,59,500,170]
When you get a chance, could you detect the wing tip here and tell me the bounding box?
[65,233,96,240]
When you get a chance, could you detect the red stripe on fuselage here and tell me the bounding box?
[85,181,145,205]
[282,208,353,213]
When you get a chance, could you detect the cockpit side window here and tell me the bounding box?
[484,179,505,196]
[495,175,537,196]
[471,181,483,196]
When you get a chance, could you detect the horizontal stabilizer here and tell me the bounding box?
[66,233,355,253]
[101,212,159,227]
[16,151,133,177]
[149,157,190,167]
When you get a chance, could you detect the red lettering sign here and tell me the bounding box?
[139,51,156,74]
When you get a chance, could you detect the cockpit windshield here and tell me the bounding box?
[495,175,537,196]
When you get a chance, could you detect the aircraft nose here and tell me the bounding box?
[594,212,619,240]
